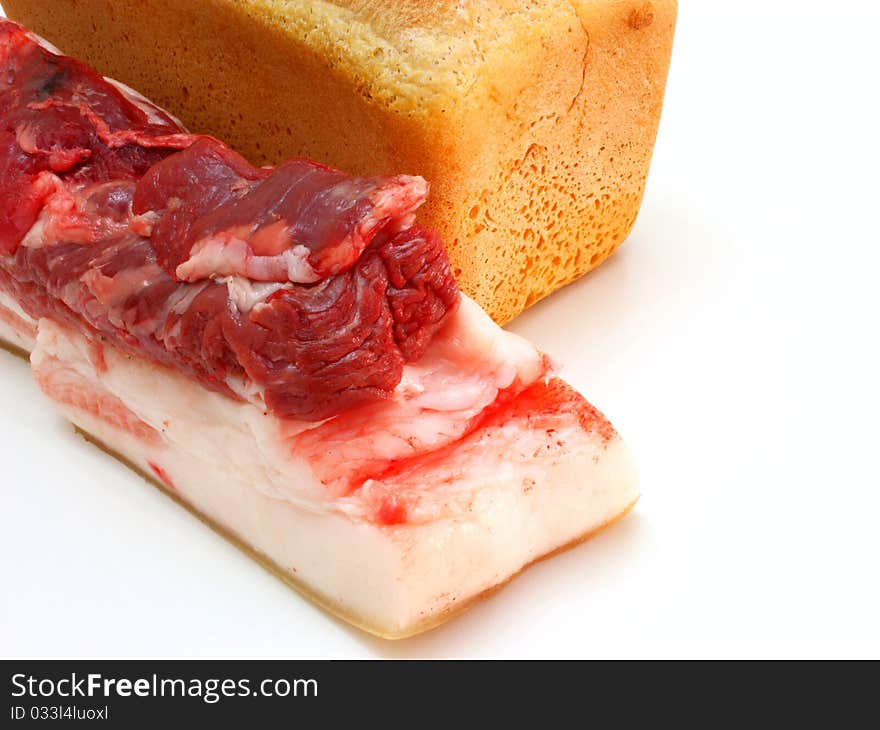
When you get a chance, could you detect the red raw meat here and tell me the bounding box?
[0,20,459,420]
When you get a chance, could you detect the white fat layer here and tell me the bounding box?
[219,276,289,312]
[176,236,322,285]
[419,295,548,392]
[24,317,638,636]
[280,245,322,283]
[19,214,50,249]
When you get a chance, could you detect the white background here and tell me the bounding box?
[2,3,878,659]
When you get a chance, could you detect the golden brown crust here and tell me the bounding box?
[4,0,676,323]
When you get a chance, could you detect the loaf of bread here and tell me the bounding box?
[4,0,676,323]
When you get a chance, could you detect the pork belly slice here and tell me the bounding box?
[7,304,636,638]
[0,20,638,637]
